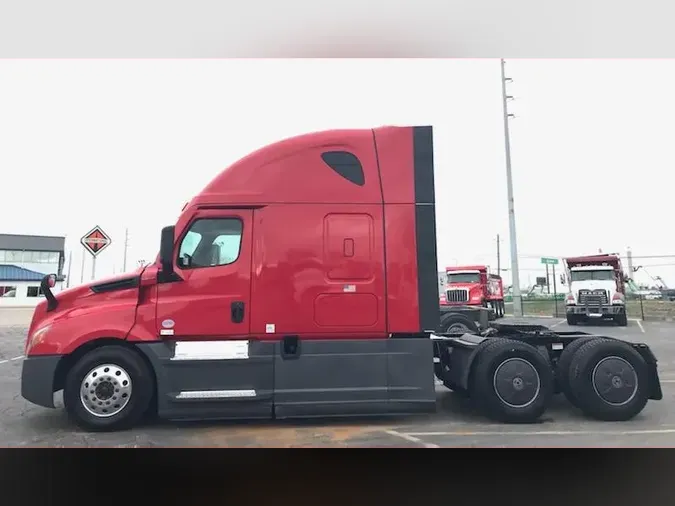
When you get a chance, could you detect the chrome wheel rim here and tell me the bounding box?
[80,364,132,417]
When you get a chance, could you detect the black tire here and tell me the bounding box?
[441,380,470,397]
[568,339,649,421]
[471,339,554,423]
[566,314,578,326]
[499,301,505,318]
[439,312,479,334]
[555,337,607,405]
[614,311,628,327]
[63,345,155,432]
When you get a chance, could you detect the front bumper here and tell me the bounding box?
[21,355,62,408]
[566,304,624,316]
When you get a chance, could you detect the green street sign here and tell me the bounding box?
[541,257,559,265]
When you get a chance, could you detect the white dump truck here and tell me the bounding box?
[563,254,628,326]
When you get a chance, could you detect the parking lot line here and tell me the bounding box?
[630,318,646,333]
[0,355,23,365]
[403,428,675,437]
[384,429,440,448]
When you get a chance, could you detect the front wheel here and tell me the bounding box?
[566,314,578,326]
[614,311,628,327]
[63,345,155,432]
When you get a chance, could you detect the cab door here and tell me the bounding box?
[156,208,253,339]
[152,208,275,421]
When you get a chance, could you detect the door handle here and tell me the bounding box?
[231,301,245,323]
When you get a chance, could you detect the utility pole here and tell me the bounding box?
[66,251,72,288]
[122,228,129,272]
[80,251,85,284]
[496,234,501,275]
[501,58,523,317]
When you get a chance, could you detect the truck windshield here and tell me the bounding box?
[447,273,481,284]
[570,270,614,281]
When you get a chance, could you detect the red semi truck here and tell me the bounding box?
[442,265,505,318]
[21,126,662,431]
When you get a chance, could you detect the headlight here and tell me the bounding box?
[612,293,625,304]
[26,324,51,353]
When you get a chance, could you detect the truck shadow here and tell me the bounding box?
[19,389,591,446]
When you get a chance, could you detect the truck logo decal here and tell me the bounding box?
[343,285,356,293]
[162,319,175,329]
[265,323,275,334]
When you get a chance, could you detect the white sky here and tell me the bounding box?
[0,59,673,288]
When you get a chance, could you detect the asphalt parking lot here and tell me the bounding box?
[1,308,674,447]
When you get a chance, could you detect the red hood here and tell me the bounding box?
[446,282,481,290]
[56,266,145,301]
[27,265,147,340]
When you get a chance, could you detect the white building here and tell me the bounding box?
[0,234,66,307]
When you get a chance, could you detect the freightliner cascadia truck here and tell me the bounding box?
[21,126,662,431]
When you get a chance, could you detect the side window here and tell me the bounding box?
[177,218,243,269]
[321,151,365,186]
[27,286,45,297]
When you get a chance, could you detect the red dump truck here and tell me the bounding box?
[21,126,661,431]
[442,265,505,318]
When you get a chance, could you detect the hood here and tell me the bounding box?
[56,266,146,302]
[447,282,481,290]
[26,265,148,344]
[570,279,616,292]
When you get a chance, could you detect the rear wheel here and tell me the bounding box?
[568,339,649,421]
[471,339,554,423]
[555,337,607,406]
[63,345,155,432]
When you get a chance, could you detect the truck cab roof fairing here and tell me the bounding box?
[192,128,384,207]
